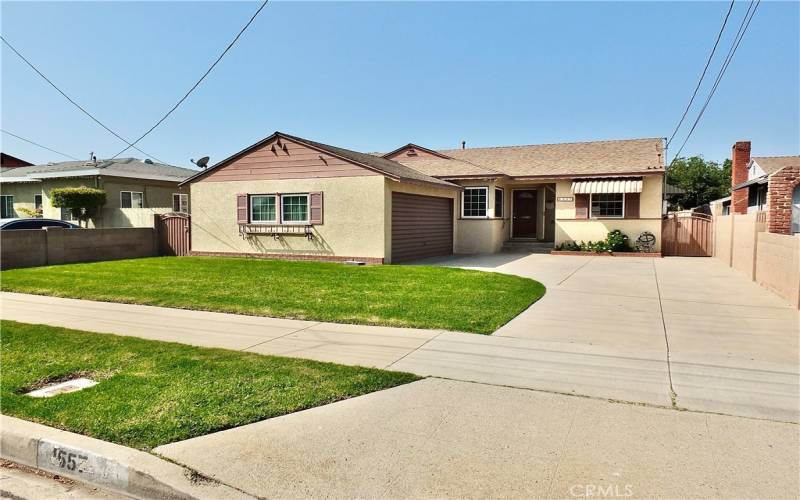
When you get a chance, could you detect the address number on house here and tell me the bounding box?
[37,440,129,489]
[557,196,574,202]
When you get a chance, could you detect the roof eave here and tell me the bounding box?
[732,175,768,191]
[504,170,664,181]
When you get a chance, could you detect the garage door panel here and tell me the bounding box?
[391,192,453,262]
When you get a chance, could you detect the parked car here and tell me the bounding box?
[0,218,80,230]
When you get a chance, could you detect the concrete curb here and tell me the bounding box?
[0,415,254,499]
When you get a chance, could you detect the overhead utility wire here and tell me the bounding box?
[1,129,81,161]
[670,0,761,164]
[111,0,270,159]
[0,36,167,163]
[666,0,736,148]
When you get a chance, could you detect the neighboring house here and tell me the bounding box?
[709,196,731,216]
[730,141,800,234]
[0,153,33,169]
[0,158,197,227]
[182,132,664,263]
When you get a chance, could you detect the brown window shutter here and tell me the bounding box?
[575,194,589,219]
[624,193,640,219]
[236,193,249,224]
[309,192,323,225]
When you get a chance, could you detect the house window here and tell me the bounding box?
[462,187,488,218]
[281,194,309,223]
[120,191,144,209]
[494,188,504,218]
[61,207,76,221]
[1,195,14,218]
[34,194,42,210]
[172,193,189,213]
[250,195,277,223]
[590,193,624,218]
[748,185,767,211]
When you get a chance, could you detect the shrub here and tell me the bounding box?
[16,207,42,218]
[558,231,632,254]
[50,187,106,227]
[605,229,630,252]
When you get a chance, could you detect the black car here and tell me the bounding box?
[0,218,80,230]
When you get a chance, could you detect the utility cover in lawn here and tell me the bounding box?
[1,321,420,450]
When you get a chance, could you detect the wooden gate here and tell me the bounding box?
[662,213,713,256]
[156,213,190,256]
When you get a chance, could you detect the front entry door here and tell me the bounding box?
[512,190,538,238]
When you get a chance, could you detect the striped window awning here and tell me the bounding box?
[571,178,642,194]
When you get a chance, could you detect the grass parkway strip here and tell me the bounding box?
[0,320,420,450]
[0,256,546,334]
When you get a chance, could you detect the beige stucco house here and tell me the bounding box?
[0,158,197,227]
[182,132,665,264]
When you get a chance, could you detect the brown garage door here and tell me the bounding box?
[391,192,453,262]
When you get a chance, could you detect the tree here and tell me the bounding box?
[49,187,106,227]
[666,156,731,210]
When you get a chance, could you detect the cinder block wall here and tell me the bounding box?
[1,227,158,270]
[713,212,800,308]
[755,232,800,308]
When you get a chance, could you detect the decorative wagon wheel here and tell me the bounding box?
[636,231,656,253]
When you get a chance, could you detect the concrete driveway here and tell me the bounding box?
[397,253,799,421]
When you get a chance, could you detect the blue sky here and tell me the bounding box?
[2,1,798,167]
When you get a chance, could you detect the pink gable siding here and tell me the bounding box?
[201,137,380,182]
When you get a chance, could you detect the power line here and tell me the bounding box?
[666,0,735,148]
[1,129,81,161]
[670,0,761,164]
[111,0,270,159]
[1,36,167,163]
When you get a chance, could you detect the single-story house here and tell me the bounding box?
[0,158,197,227]
[730,141,799,234]
[181,132,664,264]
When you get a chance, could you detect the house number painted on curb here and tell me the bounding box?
[37,439,129,489]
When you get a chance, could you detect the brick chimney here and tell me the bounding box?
[731,141,751,214]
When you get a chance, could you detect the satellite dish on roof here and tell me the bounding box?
[191,156,210,169]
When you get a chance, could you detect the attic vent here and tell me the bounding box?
[407,148,417,156]
[144,159,154,164]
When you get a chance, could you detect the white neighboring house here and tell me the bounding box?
[0,158,197,227]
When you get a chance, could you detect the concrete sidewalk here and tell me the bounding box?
[2,254,798,421]
[154,378,800,499]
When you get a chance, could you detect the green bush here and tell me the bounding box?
[16,207,42,218]
[50,187,106,226]
[556,231,632,254]
[605,229,630,252]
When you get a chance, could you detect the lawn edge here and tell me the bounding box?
[1,277,545,334]
[0,414,254,499]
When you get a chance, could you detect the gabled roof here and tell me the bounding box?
[382,137,665,178]
[0,158,198,183]
[751,156,800,175]
[1,153,33,168]
[381,143,453,160]
[182,132,459,189]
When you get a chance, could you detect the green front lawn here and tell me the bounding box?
[0,257,545,334]
[1,321,420,450]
